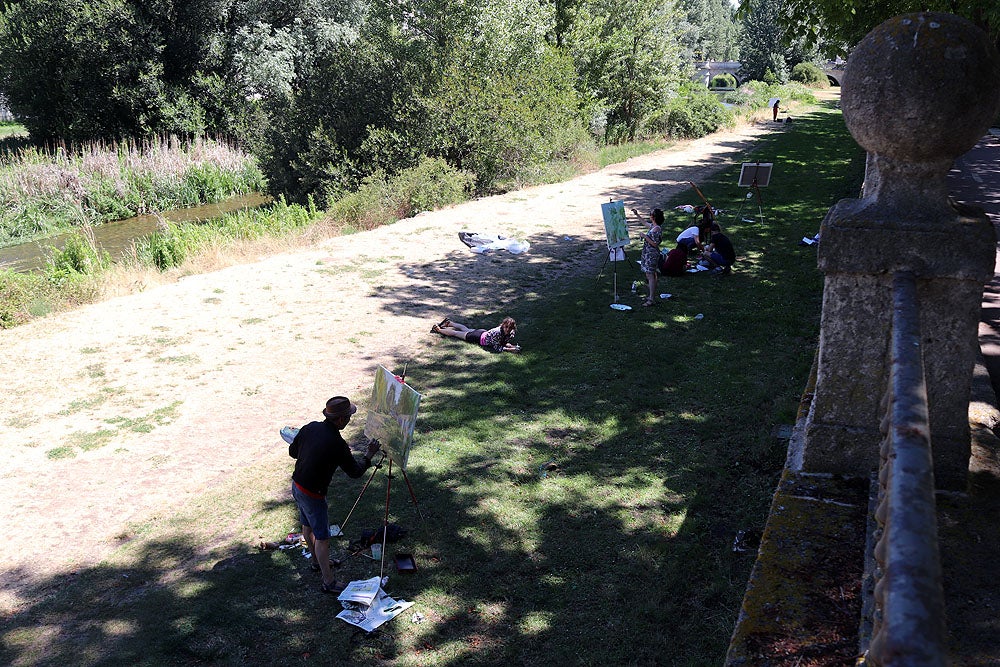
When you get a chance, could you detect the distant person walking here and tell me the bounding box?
[769,97,780,122]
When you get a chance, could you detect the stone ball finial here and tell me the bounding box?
[842,12,1000,163]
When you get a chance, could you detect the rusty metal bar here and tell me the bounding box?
[868,272,947,667]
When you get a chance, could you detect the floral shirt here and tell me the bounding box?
[480,326,513,353]
[640,225,662,273]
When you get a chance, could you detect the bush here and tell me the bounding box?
[710,74,737,89]
[723,81,816,111]
[0,269,47,327]
[133,226,188,271]
[656,91,733,139]
[790,62,828,87]
[328,158,474,230]
[45,230,109,283]
[393,158,474,218]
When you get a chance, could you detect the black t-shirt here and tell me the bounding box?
[711,232,736,266]
[290,420,369,496]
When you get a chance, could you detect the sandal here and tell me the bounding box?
[438,318,452,328]
[321,580,345,595]
[642,299,656,307]
[430,324,442,334]
[310,558,342,572]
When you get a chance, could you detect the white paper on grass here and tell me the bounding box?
[336,577,414,632]
[336,593,414,632]
[468,236,530,254]
[338,576,382,607]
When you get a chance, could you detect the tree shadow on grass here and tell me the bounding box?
[0,102,864,665]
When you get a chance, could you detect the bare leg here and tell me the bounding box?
[314,537,336,586]
[645,271,657,303]
[302,524,315,558]
[437,323,471,339]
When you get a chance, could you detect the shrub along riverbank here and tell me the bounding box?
[0,135,265,247]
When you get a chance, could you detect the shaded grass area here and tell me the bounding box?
[0,102,864,665]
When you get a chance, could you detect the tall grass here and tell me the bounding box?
[0,136,265,247]
[0,198,321,326]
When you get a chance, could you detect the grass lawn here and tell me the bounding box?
[0,101,864,666]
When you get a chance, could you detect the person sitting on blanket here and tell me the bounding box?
[660,242,689,277]
[430,317,521,353]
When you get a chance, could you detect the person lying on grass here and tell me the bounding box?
[430,316,521,353]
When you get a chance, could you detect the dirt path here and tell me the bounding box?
[0,116,784,614]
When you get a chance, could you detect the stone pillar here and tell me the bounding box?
[800,12,1000,490]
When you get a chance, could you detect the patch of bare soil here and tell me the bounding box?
[0,117,782,615]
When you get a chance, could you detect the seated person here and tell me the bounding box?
[659,243,689,277]
[676,225,704,253]
[704,223,736,274]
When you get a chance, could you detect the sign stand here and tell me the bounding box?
[735,162,772,225]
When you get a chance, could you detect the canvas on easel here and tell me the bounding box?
[602,200,629,254]
[736,162,772,224]
[599,200,632,310]
[363,366,421,470]
[738,162,772,188]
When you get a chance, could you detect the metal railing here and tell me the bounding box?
[867,271,947,666]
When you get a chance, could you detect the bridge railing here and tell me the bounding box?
[867,271,947,666]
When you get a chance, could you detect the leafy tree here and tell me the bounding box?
[790,62,828,86]
[0,0,249,143]
[569,0,684,142]
[678,0,739,62]
[738,0,1000,52]
[737,0,787,82]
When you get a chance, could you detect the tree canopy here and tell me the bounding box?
[739,0,1000,53]
[0,0,746,202]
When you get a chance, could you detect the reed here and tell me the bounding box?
[0,136,265,247]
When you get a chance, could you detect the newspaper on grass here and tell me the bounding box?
[336,577,414,632]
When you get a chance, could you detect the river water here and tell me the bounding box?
[0,193,270,273]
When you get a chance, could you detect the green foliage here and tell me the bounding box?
[678,0,740,61]
[130,198,322,271]
[790,62,828,87]
[0,0,256,143]
[45,232,110,283]
[425,44,586,192]
[0,137,264,247]
[723,81,816,110]
[569,0,683,143]
[133,226,188,271]
[710,73,738,89]
[0,269,47,327]
[738,0,788,83]
[391,157,475,217]
[328,157,474,229]
[741,0,1000,54]
[651,86,733,139]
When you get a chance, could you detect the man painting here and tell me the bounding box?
[289,396,381,594]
